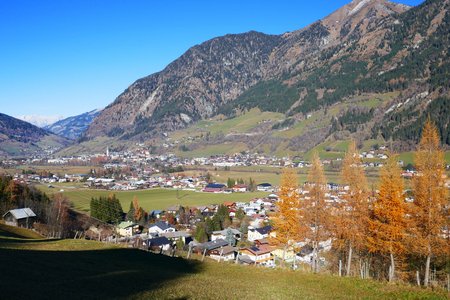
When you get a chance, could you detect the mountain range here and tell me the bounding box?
[0,113,70,158]
[77,0,449,155]
[44,109,102,140]
[16,115,64,128]
[3,0,450,158]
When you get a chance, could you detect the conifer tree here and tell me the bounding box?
[133,196,143,221]
[336,140,370,276]
[367,154,406,281]
[304,151,329,272]
[409,119,449,287]
[271,168,306,263]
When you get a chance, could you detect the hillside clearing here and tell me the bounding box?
[0,224,446,300]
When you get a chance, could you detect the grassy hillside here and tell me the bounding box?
[0,223,447,300]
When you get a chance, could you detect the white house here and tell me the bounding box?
[257,183,273,192]
[248,225,272,242]
[116,221,139,237]
[148,221,176,234]
[211,227,242,242]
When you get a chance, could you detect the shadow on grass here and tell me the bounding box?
[0,237,58,245]
[0,247,202,300]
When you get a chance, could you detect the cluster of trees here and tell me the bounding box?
[272,120,449,286]
[126,197,147,225]
[375,97,450,146]
[331,107,374,133]
[226,178,245,188]
[90,194,123,224]
[0,176,49,218]
[226,177,257,191]
[0,176,84,238]
[194,205,250,243]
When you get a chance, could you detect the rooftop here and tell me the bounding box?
[3,208,36,220]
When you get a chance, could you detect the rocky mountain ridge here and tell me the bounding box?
[45,109,102,140]
[81,0,449,153]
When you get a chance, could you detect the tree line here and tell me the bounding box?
[272,119,449,287]
[0,177,86,238]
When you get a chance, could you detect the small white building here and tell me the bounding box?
[211,227,242,242]
[148,221,176,234]
[248,225,272,242]
[117,221,139,237]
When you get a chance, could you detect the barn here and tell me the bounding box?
[3,208,37,228]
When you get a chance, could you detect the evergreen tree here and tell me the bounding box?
[225,228,236,246]
[227,178,235,188]
[195,223,208,243]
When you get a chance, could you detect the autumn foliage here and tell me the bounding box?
[304,151,330,272]
[271,168,306,248]
[407,119,449,286]
[367,154,406,281]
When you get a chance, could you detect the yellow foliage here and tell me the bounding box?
[271,168,306,246]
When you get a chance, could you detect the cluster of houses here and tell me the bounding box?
[103,193,335,268]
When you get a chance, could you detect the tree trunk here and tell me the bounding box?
[389,252,395,282]
[282,245,287,268]
[346,244,353,276]
[311,246,315,272]
[293,250,297,270]
[424,254,431,287]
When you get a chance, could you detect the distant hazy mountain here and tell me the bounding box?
[45,109,102,140]
[16,115,64,128]
[0,113,71,158]
[80,0,449,153]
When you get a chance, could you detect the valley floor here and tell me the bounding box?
[0,223,447,300]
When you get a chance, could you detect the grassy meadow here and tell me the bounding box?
[36,184,268,213]
[0,223,447,300]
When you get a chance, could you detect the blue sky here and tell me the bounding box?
[0,0,424,119]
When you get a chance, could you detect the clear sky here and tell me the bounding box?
[0,0,424,119]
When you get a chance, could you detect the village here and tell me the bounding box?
[2,177,350,270]
[1,143,424,193]
[1,141,447,273]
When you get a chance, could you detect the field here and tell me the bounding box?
[36,184,268,213]
[0,223,447,300]
[181,165,381,185]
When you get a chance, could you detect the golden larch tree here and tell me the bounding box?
[133,196,143,221]
[271,168,306,262]
[409,119,449,287]
[304,151,330,272]
[336,140,370,276]
[367,154,406,281]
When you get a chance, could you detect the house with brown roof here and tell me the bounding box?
[209,245,236,262]
[239,244,274,265]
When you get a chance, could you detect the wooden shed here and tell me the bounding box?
[3,208,36,228]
